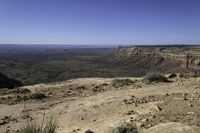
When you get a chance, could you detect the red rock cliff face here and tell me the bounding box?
[115,45,200,71]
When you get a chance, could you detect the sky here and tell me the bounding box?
[0,0,200,45]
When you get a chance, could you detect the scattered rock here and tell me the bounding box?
[0,120,8,125]
[76,86,86,90]
[187,112,195,115]
[21,115,33,121]
[189,103,193,107]
[156,106,162,111]
[92,85,102,92]
[183,93,188,100]
[0,116,16,126]
[141,118,149,123]
[85,130,94,133]
[137,122,145,127]
[126,110,136,115]
[167,73,177,78]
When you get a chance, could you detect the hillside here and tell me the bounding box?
[1,75,200,132]
[0,73,23,89]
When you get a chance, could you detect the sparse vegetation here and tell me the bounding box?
[112,79,135,87]
[112,123,138,133]
[0,48,122,85]
[20,103,57,133]
[29,93,47,100]
[20,118,57,133]
[179,71,200,78]
[143,73,168,84]
[14,88,30,94]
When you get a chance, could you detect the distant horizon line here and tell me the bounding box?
[0,43,200,46]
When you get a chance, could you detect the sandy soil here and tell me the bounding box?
[1,77,200,133]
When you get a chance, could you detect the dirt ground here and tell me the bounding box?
[1,76,200,133]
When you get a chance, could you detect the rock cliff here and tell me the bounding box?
[115,45,200,71]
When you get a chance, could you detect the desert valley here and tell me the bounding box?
[1,45,200,133]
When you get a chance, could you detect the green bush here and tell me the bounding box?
[29,93,47,100]
[179,71,200,78]
[20,119,57,133]
[143,73,168,84]
[112,79,135,87]
[112,123,138,133]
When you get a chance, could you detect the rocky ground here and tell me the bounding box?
[1,76,200,133]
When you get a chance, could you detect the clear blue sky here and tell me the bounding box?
[0,0,200,44]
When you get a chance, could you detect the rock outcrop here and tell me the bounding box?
[115,45,200,70]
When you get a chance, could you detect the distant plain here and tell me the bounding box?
[0,45,146,85]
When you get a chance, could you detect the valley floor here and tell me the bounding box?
[1,77,200,133]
